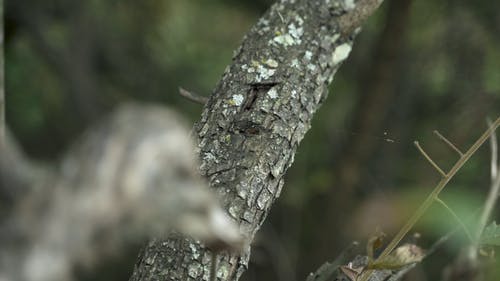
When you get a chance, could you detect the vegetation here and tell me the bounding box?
[4,0,500,280]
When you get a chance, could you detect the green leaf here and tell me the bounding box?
[479,221,500,246]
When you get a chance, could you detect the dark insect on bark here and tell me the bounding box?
[243,81,280,110]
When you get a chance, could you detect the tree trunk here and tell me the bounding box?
[129,0,384,280]
[0,0,4,141]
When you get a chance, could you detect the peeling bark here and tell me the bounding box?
[129,1,385,280]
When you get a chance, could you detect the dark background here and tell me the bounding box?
[5,0,500,280]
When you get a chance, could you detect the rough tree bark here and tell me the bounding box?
[129,0,384,280]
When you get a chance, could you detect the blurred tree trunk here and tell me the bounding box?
[1,0,4,142]
[318,0,413,249]
[129,1,385,280]
[332,0,412,196]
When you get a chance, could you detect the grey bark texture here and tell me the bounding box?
[129,0,384,281]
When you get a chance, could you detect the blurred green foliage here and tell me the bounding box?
[5,0,500,280]
[5,0,268,157]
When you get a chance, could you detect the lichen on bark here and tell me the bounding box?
[129,1,384,280]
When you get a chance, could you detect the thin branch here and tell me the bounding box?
[474,122,500,248]
[179,87,208,105]
[384,118,499,255]
[130,0,388,279]
[414,141,447,177]
[488,119,498,182]
[433,130,464,156]
[434,197,473,242]
[360,117,500,281]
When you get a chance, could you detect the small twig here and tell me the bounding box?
[433,130,464,156]
[277,11,285,23]
[359,117,500,281]
[488,120,498,182]
[434,197,473,242]
[414,141,447,177]
[179,87,209,105]
[473,121,500,250]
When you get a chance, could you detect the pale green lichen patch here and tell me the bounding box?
[307,64,317,72]
[228,94,244,106]
[188,243,200,259]
[256,65,276,81]
[304,50,313,61]
[267,88,278,99]
[272,33,296,47]
[243,60,277,82]
[270,15,304,47]
[187,262,203,278]
[332,43,352,65]
[202,152,217,164]
[264,58,279,68]
[288,23,303,42]
[344,0,356,10]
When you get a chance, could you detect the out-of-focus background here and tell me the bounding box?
[5,0,500,280]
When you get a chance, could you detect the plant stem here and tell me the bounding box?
[433,130,464,156]
[434,197,473,242]
[414,141,447,177]
[473,125,499,252]
[360,116,500,281]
